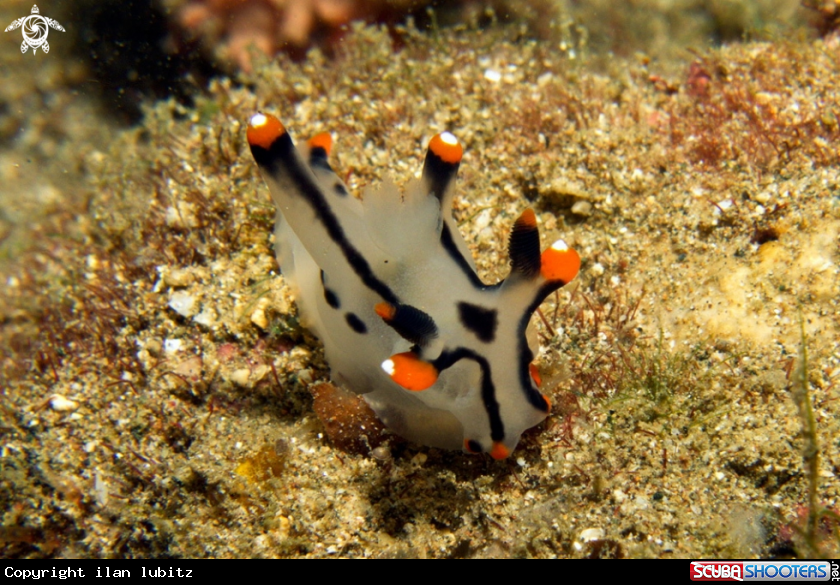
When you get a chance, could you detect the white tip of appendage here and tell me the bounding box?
[551,239,570,252]
[381,359,396,376]
[439,131,458,146]
[250,113,268,128]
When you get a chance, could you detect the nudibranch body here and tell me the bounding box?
[247,113,580,459]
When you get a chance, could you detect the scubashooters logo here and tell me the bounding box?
[690,561,835,582]
[5,5,65,55]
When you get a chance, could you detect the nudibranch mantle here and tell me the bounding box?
[247,113,581,459]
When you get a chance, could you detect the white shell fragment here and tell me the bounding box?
[571,200,593,216]
[49,394,79,412]
[168,291,198,318]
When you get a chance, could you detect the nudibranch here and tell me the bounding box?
[247,113,581,459]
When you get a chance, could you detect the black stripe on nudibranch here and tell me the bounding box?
[508,209,541,279]
[457,302,498,343]
[345,312,368,334]
[516,339,548,412]
[434,347,504,442]
[515,281,569,413]
[248,115,400,306]
[320,270,340,309]
[440,224,489,290]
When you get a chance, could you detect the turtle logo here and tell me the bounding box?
[5,5,65,55]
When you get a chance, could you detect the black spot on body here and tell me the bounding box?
[381,303,438,347]
[320,270,340,308]
[345,312,367,334]
[334,182,348,196]
[324,289,340,309]
[457,302,498,343]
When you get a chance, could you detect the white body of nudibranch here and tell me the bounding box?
[247,113,580,459]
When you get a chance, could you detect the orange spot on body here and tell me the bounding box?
[540,240,581,284]
[307,132,333,155]
[247,113,286,149]
[382,352,438,391]
[429,132,463,164]
[374,302,396,321]
[490,442,510,460]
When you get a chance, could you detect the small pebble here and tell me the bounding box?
[579,528,605,542]
[168,291,198,318]
[49,394,79,412]
[571,200,593,216]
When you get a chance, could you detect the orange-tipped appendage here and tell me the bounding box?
[374,302,396,321]
[490,442,511,460]
[540,240,581,284]
[247,113,286,149]
[429,132,463,164]
[515,208,538,229]
[307,132,333,155]
[381,352,438,391]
